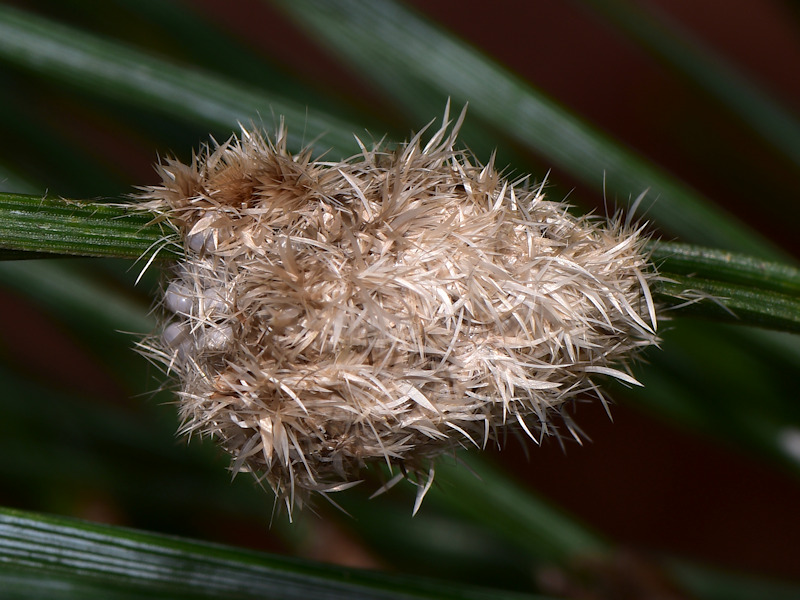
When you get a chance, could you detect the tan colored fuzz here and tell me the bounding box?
[138,110,659,517]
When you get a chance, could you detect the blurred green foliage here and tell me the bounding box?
[0,1,798,598]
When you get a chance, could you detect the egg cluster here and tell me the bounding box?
[138,111,659,516]
[161,272,232,359]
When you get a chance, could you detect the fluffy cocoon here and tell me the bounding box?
[138,110,659,516]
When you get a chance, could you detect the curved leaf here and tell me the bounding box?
[0,507,545,600]
[0,4,364,157]
[577,0,800,168]
[269,0,786,261]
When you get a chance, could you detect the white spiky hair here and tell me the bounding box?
[137,108,659,517]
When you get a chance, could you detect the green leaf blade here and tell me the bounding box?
[0,507,547,600]
[652,241,800,332]
[0,194,174,259]
[0,4,363,157]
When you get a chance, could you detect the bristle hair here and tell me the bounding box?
[137,111,659,517]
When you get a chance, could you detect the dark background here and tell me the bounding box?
[191,0,800,579]
[2,0,800,588]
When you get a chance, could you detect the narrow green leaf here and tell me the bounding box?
[3,194,798,334]
[660,277,800,331]
[270,0,786,261]
[652,242,800,332]
[577,0,800,168]
[651,242,800,296]
[0,193,175,260]
[0,507,546,600]
[0,4,364,157]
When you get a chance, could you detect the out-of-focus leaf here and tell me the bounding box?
[0,507,547,600]
[269,0,786,261]
[0,259,149,337]
[87,0,331,101]
[430,455,607,562]
[577,0,800,169]
[668,559,800,600]
[0,4,365,157]
[628,319,800,471]
[0,70,127,195]
[0,259,151,390]
[0,166,38,195]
